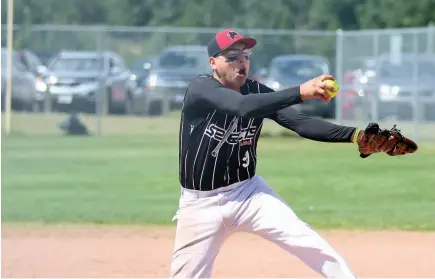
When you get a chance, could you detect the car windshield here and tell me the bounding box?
[379,59,435,78]
[158,50,209,70]
[272,59,329,79]
[49,57,103,71]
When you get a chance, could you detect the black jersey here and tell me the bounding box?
[178,75,356,191]
[178,74,301,191]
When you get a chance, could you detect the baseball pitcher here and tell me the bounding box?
[169,29,418,278]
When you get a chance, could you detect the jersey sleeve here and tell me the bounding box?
[184,76,302,118]
[259,82,357,143]
[272,107,357,142]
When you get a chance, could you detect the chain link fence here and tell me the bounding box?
[2,24,435,140]
[335,26,435,141]
[11,25,337,72]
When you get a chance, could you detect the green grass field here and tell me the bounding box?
[2,112,435,230]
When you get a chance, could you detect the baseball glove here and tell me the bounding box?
[355,123,418,158]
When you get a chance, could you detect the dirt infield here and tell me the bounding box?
[2,224,435,278]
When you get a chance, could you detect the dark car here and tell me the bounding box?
[43,50,138,114]
[1,48,39,111]
[135,45,212,115]
[360,53,435,120]
[262,55,335,118]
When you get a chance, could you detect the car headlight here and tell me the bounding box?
[380,85,400,96]
[47,75,57,85]
[35,77,48,92]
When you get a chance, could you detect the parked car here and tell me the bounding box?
[135,45,212,115]
[360,53,435,120]
[262,54,335,118]
[13,49,54,109]
[1,48,39,112]
[43,50,138,114]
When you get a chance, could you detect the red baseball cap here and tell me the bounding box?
[207,29,257,57]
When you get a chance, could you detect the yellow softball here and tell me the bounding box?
[324,79,339,98]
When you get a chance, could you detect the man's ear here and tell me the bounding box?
[209,57,217,70]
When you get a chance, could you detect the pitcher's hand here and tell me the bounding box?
[300,74,336,102]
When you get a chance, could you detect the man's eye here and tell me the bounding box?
[226,56,238,62]
[226,51,239,56]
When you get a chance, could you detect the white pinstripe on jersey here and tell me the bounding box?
[191,112,213,190]
[199,110,217,190]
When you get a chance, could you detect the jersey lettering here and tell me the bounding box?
[205,122,258,145]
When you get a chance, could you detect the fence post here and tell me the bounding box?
[371,31,379,122]
[162,88,171,116]
[42,28,52,114]
[335,29,343,124]
[427,22,434,54]
[4,0,14,135]
[412,31,420,141]
[96,27,106,136]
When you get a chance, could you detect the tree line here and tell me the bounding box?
[2,0,434,70]
[2,0,434,30]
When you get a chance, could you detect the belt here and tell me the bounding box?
[181,178,251,199]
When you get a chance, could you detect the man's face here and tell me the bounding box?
[210,42,251,90]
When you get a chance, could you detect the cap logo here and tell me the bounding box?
[227,31,238,40]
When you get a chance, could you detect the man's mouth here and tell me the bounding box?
[236,68,247,77]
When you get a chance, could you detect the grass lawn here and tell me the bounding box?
[2,112,435,230]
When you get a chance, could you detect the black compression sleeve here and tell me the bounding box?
[271,106,357,143]
[186,77,302,118]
